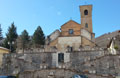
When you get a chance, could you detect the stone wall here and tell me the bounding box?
[49,30,60,42]
[19,69,76,78]
[58,36,81,51]
[83,55,120,76]
[19,69,113,78]
[69,51,120,77]
[0,50,120,78]
[0,52,53,75]
[0,50,105,75]
[81,37,95,47]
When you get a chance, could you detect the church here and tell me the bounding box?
[46,5,95,52]
[1,5,120,78]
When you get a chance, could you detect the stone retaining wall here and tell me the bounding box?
[0,50,120,78]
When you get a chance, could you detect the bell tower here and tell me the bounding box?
[80,5,93,33]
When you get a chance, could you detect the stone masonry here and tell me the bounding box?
[0,49,120,78]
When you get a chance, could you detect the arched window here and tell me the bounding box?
[85,23,88,28]
[84,10,88,15]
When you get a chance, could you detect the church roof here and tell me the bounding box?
[61,20,80,27]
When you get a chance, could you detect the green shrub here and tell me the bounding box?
[114,45,118,50]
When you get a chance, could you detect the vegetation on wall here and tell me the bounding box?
[114,45,118,50]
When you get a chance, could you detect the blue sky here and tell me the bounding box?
[0,0,120,37]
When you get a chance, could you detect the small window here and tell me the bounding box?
[58,53,64,63]
[67,46,70,52]
[84,10,88,15]
[85,23,88,28]
[67,46,73,52]
[69,29,74,34]
[70,47,73,52]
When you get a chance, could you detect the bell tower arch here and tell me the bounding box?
[80,5,93,33]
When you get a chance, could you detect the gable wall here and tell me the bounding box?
[61,21,82,37]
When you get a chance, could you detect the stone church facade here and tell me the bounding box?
[46,5,95,52]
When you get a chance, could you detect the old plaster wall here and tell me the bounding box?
[0,54,3,67]
[49,30,60,42]
[81,28,91,40]
[52,52,70,67]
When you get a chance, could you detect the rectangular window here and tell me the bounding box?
[67,46,73,52]
[69,29,74,34]
[58,53,64,63]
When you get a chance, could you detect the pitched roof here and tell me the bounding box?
[0,46,9,51]
[61,20,80,27]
